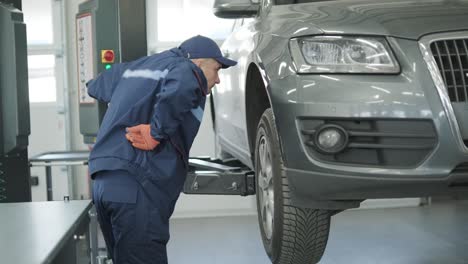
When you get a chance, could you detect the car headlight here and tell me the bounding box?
[289,36,400,74]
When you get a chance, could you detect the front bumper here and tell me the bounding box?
[287,166,468,209]
[267,36,468,206]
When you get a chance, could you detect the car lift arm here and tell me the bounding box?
[183,158,256,196]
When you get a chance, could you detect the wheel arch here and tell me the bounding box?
[245,62,273,164]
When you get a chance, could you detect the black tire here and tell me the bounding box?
[255,108,331,264]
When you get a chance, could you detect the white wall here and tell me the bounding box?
[25,0,70,202]
[29,104,69,201]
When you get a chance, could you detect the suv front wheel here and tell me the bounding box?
[255,108,331,264]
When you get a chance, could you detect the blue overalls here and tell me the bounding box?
[87,48,207,263]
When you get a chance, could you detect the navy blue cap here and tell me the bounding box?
[179,35,237,69]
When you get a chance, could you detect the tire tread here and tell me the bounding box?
[263,108,331,264]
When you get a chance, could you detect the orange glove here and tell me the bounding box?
[125,124,160,151]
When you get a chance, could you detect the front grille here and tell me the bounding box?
[431,38,468,102]
[298,119,437,167]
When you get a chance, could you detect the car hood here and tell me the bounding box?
[270,0,468,40]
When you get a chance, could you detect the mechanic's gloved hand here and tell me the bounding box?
[125,124,160,151]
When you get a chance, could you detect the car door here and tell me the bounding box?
[214,18,256,158]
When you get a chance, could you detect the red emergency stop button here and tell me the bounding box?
[101,50,115,63]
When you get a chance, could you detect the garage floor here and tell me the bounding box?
[167,201,468,264]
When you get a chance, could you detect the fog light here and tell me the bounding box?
[318,129,341,148]
[314,124,348,154]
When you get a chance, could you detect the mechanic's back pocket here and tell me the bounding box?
[93,169,138,204]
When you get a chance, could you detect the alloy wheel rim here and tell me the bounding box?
[258,135,274,240]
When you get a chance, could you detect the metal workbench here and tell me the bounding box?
[0,200,93,264]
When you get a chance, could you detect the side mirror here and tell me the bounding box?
[213,0,260,19]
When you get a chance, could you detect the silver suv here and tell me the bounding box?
[212,0,468,263]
